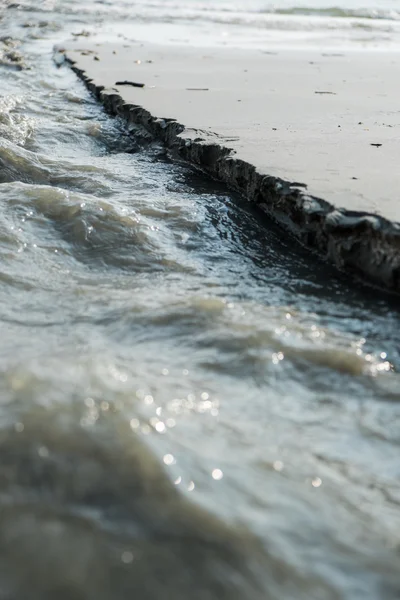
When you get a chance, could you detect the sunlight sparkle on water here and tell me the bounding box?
[273,460,284,472]
[163,453,175,465]
[155,421,166,433]
[130,418,140,430]
[121,551,134,564]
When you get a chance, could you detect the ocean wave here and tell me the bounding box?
[8,0,400,24]
[164,10,400,32]
[269,6,400,21]
[0,95,35,146]
[0,403,267,600]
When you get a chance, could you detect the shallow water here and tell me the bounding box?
[1,1,400,599]
[100,0,400,51]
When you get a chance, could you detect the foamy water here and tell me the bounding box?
[40,0,400,50]
[0,1,400,599]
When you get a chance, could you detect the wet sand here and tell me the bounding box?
[63,42,400,291]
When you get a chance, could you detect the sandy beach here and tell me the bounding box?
[65,41,400,292]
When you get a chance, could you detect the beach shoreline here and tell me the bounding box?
[63,41,400,293]
[1,3,400,597]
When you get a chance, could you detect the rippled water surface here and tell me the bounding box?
[1,1,400,599]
